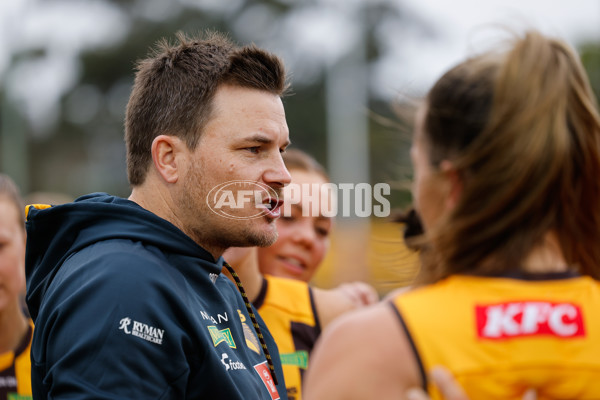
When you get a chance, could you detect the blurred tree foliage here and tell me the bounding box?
[4,0,599,210]
[580,42,600,101]
[13,0,426,208]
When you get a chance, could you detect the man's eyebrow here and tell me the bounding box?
[245,134,272,144]
[244,134,291,148]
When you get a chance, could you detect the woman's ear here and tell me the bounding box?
[151,135,186,184]
[439,160,463,210]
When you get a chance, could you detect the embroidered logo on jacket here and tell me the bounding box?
[237,309,260,354]
[221,353,247,371]
[119,317,164,344]
[475,301,585,339]
[208,326,237,348]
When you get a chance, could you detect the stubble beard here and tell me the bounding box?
[179,163,279,252]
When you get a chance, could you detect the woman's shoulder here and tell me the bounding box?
[303,301,422,399]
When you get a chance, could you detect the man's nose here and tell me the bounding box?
[263,154,292,189]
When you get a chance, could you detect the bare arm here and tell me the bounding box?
[312,281,378,329]
[335,281,379,306]
[303,302,422,400]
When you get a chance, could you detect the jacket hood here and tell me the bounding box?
[25,192,217,319]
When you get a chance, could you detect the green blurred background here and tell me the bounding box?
[1,0,598,294]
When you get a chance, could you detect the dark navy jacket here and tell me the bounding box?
[25,193,286,399]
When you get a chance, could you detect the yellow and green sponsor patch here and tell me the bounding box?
[8,394,33,400]
[280,350,308,369]
[207,326,236,349]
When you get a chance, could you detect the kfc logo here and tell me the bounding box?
[476,301,585,339]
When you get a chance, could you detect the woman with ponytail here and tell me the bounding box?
[304,30,600,400]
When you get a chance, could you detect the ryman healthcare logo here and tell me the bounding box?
[119,317,165,345]
[207,180,391,220]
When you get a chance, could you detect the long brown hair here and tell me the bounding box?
[417,30,600,284]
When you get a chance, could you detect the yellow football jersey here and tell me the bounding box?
[0,320,33,400]
[254,275,320,400]
[392,273,600,400]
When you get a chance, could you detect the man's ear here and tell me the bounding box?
[439,160,462,210]
[151,135,186,184]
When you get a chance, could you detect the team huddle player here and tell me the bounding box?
[0,174,33,400]
[304,29,600,399]
[224,149,378,400]
[25,31,291,399]
[256,149,333,283]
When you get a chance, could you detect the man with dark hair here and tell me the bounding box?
[25,31,290,399]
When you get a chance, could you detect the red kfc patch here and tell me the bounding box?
[475,301,585,339]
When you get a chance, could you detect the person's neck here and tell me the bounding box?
[0,301,28,354]
[129,183,178,229]
[521,231,569,273]
[222,248,264,302]
[128,184,224,260]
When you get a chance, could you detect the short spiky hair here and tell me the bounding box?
[125,31,288,186]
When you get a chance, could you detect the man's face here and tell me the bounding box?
[176,85,291,256]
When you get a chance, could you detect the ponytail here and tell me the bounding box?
[417,30,600,284]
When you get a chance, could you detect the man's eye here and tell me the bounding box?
[246,147,260,154]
